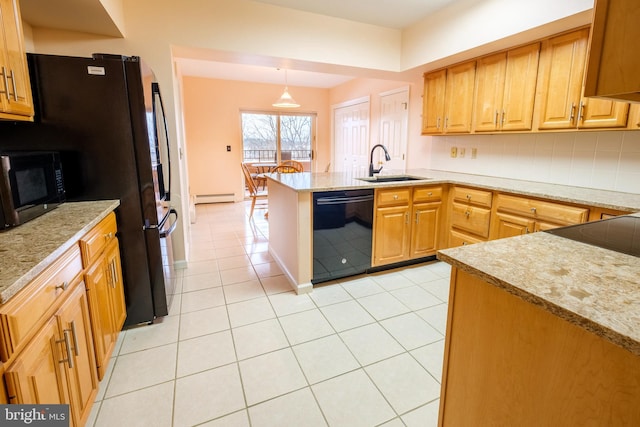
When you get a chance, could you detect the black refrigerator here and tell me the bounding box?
[0,53,177,326]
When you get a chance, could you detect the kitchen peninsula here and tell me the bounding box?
[268,169,640,425]
[266,168,640,293]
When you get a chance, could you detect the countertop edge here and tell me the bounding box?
[437,242,640,357]
[0,200,120,303]
[267,170,640,212]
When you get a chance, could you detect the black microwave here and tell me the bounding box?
[0,151,66,229]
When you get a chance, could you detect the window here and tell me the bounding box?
[241,112,315,169]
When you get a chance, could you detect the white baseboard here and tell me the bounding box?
[195,193,235,204]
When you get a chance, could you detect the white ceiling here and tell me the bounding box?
[19,0,460,88]
[252,0,458,29]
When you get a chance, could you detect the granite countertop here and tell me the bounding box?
[267,168,640,212]
[437,222,640,356]
[0,200,120,303]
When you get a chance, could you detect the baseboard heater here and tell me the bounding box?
[195,193,235,204]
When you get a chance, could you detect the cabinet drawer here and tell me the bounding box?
[496,194,589,225]
[413,186,443,203]
[452,187,493,207]
[449,229,485,247]
[376,188,411,207]
[80,212,117,267]
[0,244,83,362]
[450,202,491,238]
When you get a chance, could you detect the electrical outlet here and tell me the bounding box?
[459,148,466,158]
[450,146,458,158]
[471,147,477,159]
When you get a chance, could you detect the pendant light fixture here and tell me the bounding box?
[272,68,300,108]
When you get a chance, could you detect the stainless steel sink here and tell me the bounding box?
[356,175,430,183]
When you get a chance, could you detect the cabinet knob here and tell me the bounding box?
[465,210,471,218]
[466,194,471,200]
[55,281,69,291]
[393,195,398,200]
[427,192,433,196]
[530,207,537,214]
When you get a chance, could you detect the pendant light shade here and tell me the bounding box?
[273,69,300,108]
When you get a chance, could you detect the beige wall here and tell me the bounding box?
[182,77,330,201]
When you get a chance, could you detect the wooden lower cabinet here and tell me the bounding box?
[491,193,589,239]
[372,186,442,266]
[5,281,98,427]
[440,268,640,426]
[85,238,126,379]
[447,186,492,248]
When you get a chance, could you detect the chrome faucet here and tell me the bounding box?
[369,144,391,176]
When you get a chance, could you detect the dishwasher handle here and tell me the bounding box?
[315,194,374,205]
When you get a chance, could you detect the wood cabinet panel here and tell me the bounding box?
[473,52,506,132]
[450,202,491,238]
[495,193,589,225]
[537,29,589,130]
[444,61,476,133]
[0,245,83,362]
[79,212,117,266]
[578,97,629,128]
[451,186,492,208]
[584,0,640,102]
[440,268,640,426]
[494,212,536,239]
[0,0,34,120]
[376,188,411,207]
[448,229,484,247]
[373,205,411,265]
[422,69,446,134]
[410,202,441,258]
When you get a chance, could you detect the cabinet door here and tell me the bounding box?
[373,205,410,266]
[501,43,540,131]
[537,29,589,130]
[422,69,446,134]
[4,316,69,407]
[444,61,476,133]
[84,252,115,380]
[473,52,506,132]
[410,202,441,258]
[105,239,126,332]
[578,97,629,129]
[0,0,34,118]
[57,283,98,427]
[493,212,535,240]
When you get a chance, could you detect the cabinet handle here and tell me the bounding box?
[464,210,471,218]
[69,321,79,357]
[569,102,576,123]
[55,281,69,291]
[57,331,75,369]
[405,212,409,224]
[110,261,118,288]
[393,194,398,200]
[104,232,114,240]
[501,110,506,126]
[444,116,449,129]
[436,117,441,129]
[7,69,18,101]
[578,102,585,122]
[427,192,433,196]
[0,67,9,101]
[462,241,468,246]
[466,194,471,200]
[415,211,420,224]
[494,110,499,126]
[530,207,537,214]
[526,227,530,234]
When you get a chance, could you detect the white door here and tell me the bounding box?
[378,88,409,171]
[333,98,370,175]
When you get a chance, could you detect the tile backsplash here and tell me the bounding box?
[429,131,640,194]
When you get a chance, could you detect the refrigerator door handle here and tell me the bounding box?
[152,82,171,201]
[159,208,178,238]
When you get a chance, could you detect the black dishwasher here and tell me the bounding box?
[312,189,374,284]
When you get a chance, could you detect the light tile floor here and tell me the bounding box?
[88,201,450,427]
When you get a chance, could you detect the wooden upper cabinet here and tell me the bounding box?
[422,69,446,134]
[0,0,34,120]
[444,61,476,133]
[584,0,640,102]
[474,43,540,132]
[537,29,589,130]
[578,95,629,129]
